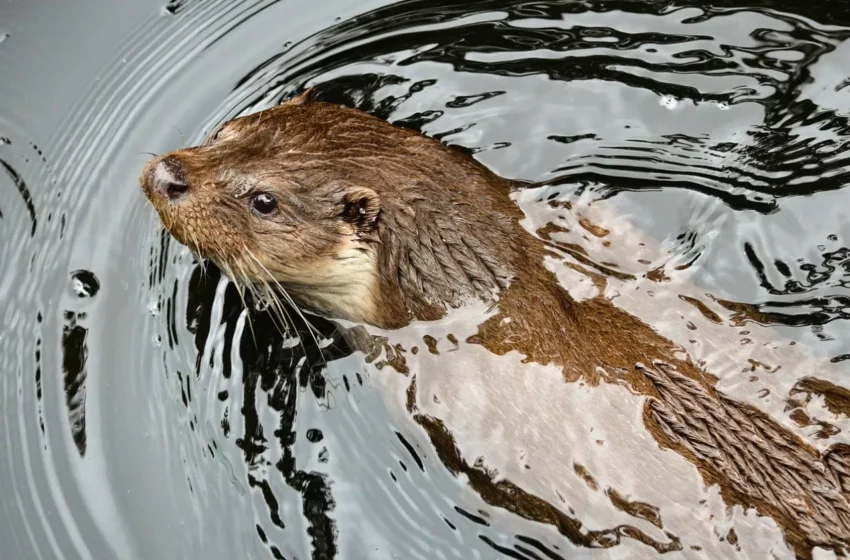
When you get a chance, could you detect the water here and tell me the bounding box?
[2,0,850,558]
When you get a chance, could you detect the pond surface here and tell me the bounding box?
[2,0,850,559]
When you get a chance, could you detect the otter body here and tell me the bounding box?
[141,91,850,558]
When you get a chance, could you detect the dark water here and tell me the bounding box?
[2,0,850,558]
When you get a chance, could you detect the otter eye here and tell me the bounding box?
[250,193,278,216]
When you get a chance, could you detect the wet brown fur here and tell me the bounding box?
[141,91,850,558]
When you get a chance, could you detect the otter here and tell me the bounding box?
[140,89,850,558]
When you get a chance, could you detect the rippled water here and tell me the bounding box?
[3,0,850,558]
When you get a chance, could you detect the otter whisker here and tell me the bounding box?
[219,260,265,345]
[213,255,240,294]
[168,125,186,143]
[238,249,295,338]
[244,248,325,363]
[243,253,301,336]
[259,282,293,339]
[187,231,209,279]
[250,274,298,347]
[265,285,317,361]
[230,260,259,345]
[243,248,321,338]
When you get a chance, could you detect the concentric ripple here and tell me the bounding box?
[2,0,850,559]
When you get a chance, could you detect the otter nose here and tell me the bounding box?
[150,156,189,201]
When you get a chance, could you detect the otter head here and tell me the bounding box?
[141,90,520,329]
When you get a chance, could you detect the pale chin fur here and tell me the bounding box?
[275,237,379,324]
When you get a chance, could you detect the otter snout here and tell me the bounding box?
[143,156,189,202]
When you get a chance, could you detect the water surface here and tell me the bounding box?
[2,0,850,558]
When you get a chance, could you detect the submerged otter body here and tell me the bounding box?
[141,90,850,558]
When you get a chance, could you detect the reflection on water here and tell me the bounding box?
[2,0,850,559]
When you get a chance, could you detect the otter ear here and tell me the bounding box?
[342,187,381,232]
[285,87,314,106]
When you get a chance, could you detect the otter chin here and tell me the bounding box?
[141,89,850,556]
